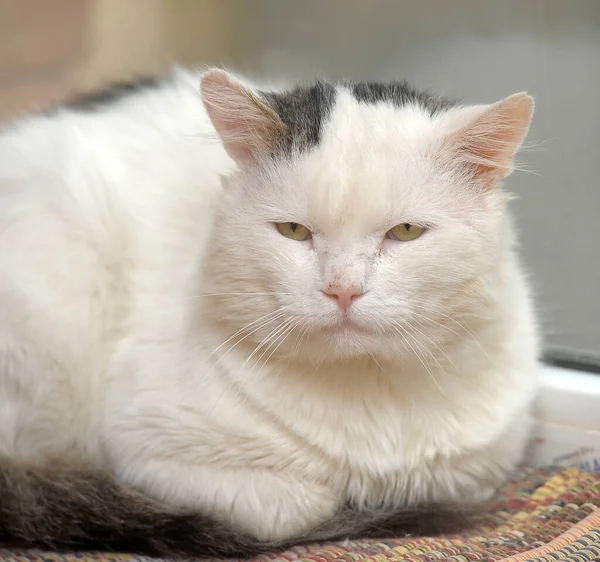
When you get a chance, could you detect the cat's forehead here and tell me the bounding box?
[265,85,456,233]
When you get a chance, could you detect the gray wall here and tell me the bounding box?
[231,0,600,362]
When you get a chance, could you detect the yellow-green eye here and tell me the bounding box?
[276,222,312,241]
[388,223,425,241]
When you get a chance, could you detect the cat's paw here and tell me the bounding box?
[225,476,339,542]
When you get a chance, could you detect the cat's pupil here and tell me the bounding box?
[290,223,298,232]
[404,223,411,231]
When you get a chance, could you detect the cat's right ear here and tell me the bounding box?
[441,93,534,188]
[200,69,287,165]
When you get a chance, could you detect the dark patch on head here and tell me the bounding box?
[257,79,454,158]
[349,81,454,115]
[62,76,163,112]
[259,81,336,156]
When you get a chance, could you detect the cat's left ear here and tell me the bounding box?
[443,93,534,187]
[200,69,287,165]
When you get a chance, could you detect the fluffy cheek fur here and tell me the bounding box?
[201,162,508,363]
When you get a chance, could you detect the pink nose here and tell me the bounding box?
[322,287,363,313]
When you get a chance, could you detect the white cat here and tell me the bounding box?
[0,68,538,557]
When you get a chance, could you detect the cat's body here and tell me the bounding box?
[0,68,538,556]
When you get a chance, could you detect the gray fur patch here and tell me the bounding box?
[62,76,163,112]
[259,79,453,157]
[349,81,455,115]
[259,81,336,156]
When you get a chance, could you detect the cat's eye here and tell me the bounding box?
[388,223,425,241]
[276,222,312,241]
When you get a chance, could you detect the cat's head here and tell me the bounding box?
[199,69,533,363]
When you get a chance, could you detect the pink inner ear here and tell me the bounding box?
[200,70,285,165]
[448,93,534,186]
[200,70,256,163]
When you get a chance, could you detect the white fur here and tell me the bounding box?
[0,68,538,541]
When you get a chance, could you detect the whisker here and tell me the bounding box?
[226,319,298,408]
[368,352,383,371]
[199,309,284,372]
[187,291,292,300]
[406,317,457,370]
[407,301,492,365]
[241,317,293,371]
[291,324,311,362]
[183,312,285,412]
[253,320,300,380]
[392,322,448,399]
[206,318,291,416]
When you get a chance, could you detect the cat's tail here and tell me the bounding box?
[0,456,272,557]
[0,456,484,558]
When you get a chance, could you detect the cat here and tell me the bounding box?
[0,67,539,557]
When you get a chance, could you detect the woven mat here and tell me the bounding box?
[1,467,599,562]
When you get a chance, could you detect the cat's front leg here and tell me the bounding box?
[115,459,339,541]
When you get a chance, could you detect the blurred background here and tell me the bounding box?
[1,0,599,368]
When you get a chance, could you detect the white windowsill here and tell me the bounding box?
[531,364,600,471]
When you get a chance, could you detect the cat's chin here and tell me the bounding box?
[320,314,373,334]
[321,323,369,335]
[317,323,379,358]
